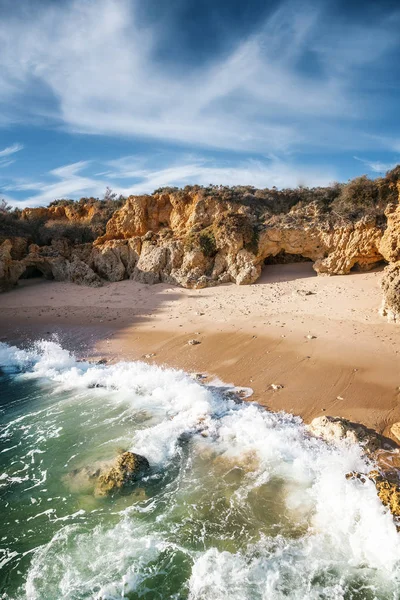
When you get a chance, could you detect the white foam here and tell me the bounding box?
[1,340,400,598]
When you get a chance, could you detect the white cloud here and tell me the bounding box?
[0,143,24,157]
[4,161,107,207]
[0,142,23,169]
[353,156,398,174]
[0,159,15,168]
[4,154,337,207]
[0,1,398,153]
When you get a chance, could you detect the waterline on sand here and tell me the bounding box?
[0,340,399,599]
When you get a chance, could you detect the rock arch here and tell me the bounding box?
[18,258,54,281]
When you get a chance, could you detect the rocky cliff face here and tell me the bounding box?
[1,188,400,317]
[92,190,386,287]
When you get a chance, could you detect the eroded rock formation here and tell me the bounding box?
[309,415,400,523]
[346,471,400,521]
[93,191,386,287]
[64,451,150,497]
[307,415,392,455]
[1,187,400,316]
[380,263,400,323]
[95,451,150,497]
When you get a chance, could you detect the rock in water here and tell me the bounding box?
[94,451,150,497]
[370,471,400,518]
[347,470,400,521]
[307,415,387,454]
[312,416,400,524]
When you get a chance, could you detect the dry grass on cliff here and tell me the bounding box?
[1,166,399,246]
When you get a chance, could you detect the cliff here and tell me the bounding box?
[1,180,400,320]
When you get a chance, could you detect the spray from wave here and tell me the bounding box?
[0,340,399,599]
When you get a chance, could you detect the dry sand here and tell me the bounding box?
[1,262,399,437]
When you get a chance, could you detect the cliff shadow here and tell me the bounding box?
[0,279,184,359]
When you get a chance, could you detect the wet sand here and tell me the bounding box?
[1,263,399,437]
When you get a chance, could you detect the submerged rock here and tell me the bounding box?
[65,451,150,497]
[312,416,400,524]
[346,470,400,521]
[94,451,150,497]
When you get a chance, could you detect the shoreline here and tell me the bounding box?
[1,263,399,439]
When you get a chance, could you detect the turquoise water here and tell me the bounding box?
[0,340,400,599]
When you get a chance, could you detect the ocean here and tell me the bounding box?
[0,340,399,599]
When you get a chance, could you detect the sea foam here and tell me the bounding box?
[0,340,399,599]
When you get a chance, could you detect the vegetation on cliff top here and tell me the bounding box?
[1,166,399,246]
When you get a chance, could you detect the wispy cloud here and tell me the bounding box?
[0,143,23,157]
[0,142,23,169]
[4,161,106,207]
[0,1,399,153]
[353,156,398,174]
[4,154,337,207]
[0,159,16,169]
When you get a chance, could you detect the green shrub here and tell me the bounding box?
[244,228,259,254]
[198,230,217,257]
[37,221,97,245]
[185,227,217,257]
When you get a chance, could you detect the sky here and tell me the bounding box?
[0,0,400,207]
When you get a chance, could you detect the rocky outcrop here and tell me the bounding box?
[379,197,400,263]
[259,218,383,276]
[91,238,141,281]
[94,451,150,497]
[2,188,400,312]
[346,471,400,522]
[64,451,150,497]
[307,415,391,455]
[370,471,400,518]
[0,238,102,290]
[93,192,387,287]
[380,262,400,323]
[309,415,400,523]
[21,202,103,224]
[0,240,26,291]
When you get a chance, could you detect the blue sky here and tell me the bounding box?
[1,0,400,207]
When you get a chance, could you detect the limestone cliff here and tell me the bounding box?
[91,191,386,287]
[380,262,400,323]
[1,186,400,318]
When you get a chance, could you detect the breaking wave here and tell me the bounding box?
[0,340,399,599]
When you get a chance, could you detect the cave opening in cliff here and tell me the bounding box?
[264,251,313,265]
[260,251,316,283]
[19,266,53,280]
[350,259,388,273]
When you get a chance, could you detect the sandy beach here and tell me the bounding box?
[1,262,399,437]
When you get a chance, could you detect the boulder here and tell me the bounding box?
[91,240,130,281]
[370,470,400,518]
[391,422,400,443]
[0,240,26,291]
[66,258,102,287]
[131,243,168,284]
[307,415,388,454]
[347,470,400,521]
[94,451,150,497]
